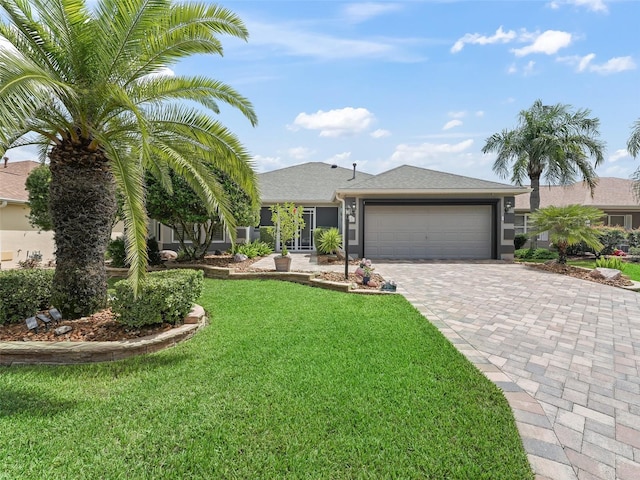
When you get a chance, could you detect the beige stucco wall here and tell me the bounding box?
[0,203,125,269]
[0,203,55,268]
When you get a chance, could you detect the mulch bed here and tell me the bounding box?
[0,309,174,343]
[523,261,634,288]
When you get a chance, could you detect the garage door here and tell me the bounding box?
[364,205,493,259]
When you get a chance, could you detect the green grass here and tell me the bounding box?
[0,280,533,479]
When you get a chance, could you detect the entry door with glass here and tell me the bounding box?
[286,208,315,251]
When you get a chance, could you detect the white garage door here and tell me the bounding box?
[364,205,493,259]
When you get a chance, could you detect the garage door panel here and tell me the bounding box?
[365,205,492,260]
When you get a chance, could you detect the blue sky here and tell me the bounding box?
[7,0,640,185]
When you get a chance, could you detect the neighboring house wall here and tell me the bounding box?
[0,202,56,268]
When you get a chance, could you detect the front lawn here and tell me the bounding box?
[0,279,533,479]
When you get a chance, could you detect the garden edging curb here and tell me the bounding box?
[0,305,207,366]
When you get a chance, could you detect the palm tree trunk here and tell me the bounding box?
[529,174,541,250]
[49,141,117,319]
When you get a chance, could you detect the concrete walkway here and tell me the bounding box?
[374,262,640,480]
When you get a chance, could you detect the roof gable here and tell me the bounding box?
[258,162,373,203]
[0,160,40,202]
[341,165,525,192]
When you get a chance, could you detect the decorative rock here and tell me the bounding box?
[234,253,248,262]
[214,250,223,256]
[591,267,621,281]
[160,250,178,261]
[54,325,72,336]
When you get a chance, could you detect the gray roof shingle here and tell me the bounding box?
[258,162,373,203]
[337,165,527,193]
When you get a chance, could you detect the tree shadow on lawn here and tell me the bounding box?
[0,385,78,418]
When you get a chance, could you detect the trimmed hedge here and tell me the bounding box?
[0,269,54,324]
[515,248,559,260]
[112,269,204,327]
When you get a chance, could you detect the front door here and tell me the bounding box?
[287,208,315,251]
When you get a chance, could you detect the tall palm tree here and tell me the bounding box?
[629,119,640,158]
[482,99,605,213]
[0,0,258,318]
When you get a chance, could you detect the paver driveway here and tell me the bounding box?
[374,262,640,480]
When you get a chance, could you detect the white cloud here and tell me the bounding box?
[390,139,474,162]
[590,56,636,74]
[523,60,536,75]
[327,152,352,164]
[244,19,424,62]
[370,129,391,138]
[448,111,467,119]
[558,54,636,74]
[451,26,516,53]
[291,107,375,137]
[442,119,463,131]
[343,3,402,23]
[609,149,630,163]
[511,30,572,57]
[287,147,315,160]
[507,63,518,75]
[253,155,284,172]
[548,0,608,13]
[475,111,485,117]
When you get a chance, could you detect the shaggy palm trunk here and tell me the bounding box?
[49,140,117,319]
[529,174,541,250]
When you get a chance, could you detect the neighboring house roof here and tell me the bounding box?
[336,165,529,195]
[259,162,374,203]
[515,178,640,212]
[0,160,40,203]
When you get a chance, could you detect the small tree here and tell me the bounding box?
[269,203,305,256]
[529,205,604,264]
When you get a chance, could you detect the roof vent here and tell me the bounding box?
[3,157,8,168]
[331,164,338,169]
[349,163,357,181]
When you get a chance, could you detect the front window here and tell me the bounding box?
[515,214,548,241]
[607,214,632,230]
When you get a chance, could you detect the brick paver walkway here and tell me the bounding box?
[375,262,640,480]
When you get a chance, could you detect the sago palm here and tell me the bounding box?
[482,99,605,213]
[0,0,258,318]
[529,205,604,264]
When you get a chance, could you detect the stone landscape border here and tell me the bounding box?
[1,265,395,366]
[0,305,206,366]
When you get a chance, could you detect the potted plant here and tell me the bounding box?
[269,203,305,272]
[362,259,374,285]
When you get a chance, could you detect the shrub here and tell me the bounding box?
[259,226,275,248]
[313,227,327,251]
[627,229,640,248]
[514,248,558,260]
[107,237,127,268]
[0,269,54,324]
[317,228,342,255]
[629,246,640,256]
[111,269,204,327]
[514,234,528,250]
[107,236,163,267]
[595,257,625,271]
[594,226,626,256]
[232,240,273,258]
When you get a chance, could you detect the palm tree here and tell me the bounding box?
[629,119,640,158]
[0,0,258,318]
[529,205,604,264]
[482,99,605,213]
